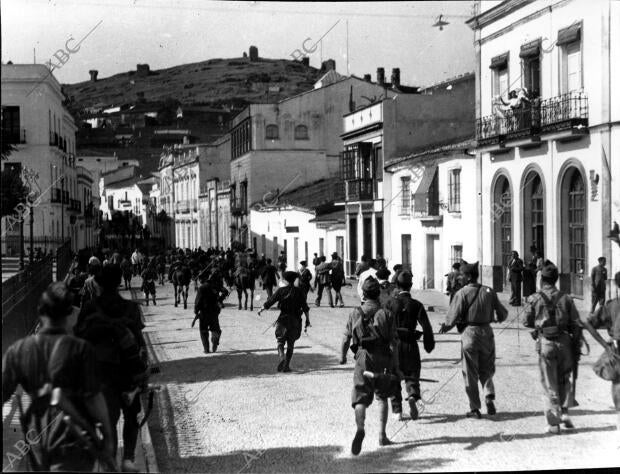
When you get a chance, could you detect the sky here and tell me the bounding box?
[1,0,476,88]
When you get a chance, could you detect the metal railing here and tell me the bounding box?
[346,178,374,201]
[540,90,589,132]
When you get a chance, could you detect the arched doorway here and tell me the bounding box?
[493,175,512,272]
[560,167,586,297]
[522,171,545,258]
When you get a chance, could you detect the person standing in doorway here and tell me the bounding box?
[591,256,608,314]
[508,250,524,306]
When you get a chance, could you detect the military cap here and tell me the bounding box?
[283,271,299,283]
[362,277,381,294]
[541,261,558,279]
[376,268,390,280]
[397,270,413,285]
[461,261,479,277]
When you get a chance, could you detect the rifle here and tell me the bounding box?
[363,370,438,384]
[566,328,589,408]
[191,312,200,328]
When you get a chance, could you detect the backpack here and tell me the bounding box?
[318,266,331,285]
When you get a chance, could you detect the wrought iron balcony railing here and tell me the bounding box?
[1,128,26,144]
[540,90,589,132]
[346,178,374,202]
[176,200,190,213]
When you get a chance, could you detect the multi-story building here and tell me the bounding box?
[340,73,475,275]
[227,65,412,247]
[385,138,476,290]
[469,0,619,302]
[1,64,82,254]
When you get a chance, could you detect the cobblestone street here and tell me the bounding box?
[141,281,619,472]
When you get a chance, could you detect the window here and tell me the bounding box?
[1,106,22,143]
[374,146,383,181]
[400,177,411,215]
[294,125,308,140]
[450,245,463,267]
[265,124,279,139]
[520,39,541,98]
[561,41,582,93]
[448,168,461,212]
[490,52,509,101]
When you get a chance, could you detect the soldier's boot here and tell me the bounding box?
[211,331,221,353]
[408,398,419,420]
[200,331,210,353]
[560,407,574,429]
[283,345,294,372]
[351,404,366,456]
[485,395,496,416]
[277,344,286,372]
[145,294,149,306]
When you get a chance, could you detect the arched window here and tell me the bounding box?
[560,167,586,296]
[493,175,512,271]
[294,125,309,140]
[265,124,279,139]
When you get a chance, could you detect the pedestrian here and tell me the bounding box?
[312,252,320,274]
[331,253,346,308]
[357,258,378,302]
[315,256,334,307]
[445,262,463,303]
[340,277,402,455]
[522,261,582,434]
[141,264,157,306]
[258,271,311,372]
[507,250,524,306]
[535,251,545,291]
[384,270,435,420]
[261,258,279,298]
[80,258,103,308]
[277,250,287,276]
[591,256,608,314]
[131,248,142,276]
[376,268,395,307]
[523,245,538,298]
[193,271,227,353]
[440,262,508,418]
[298,260,313,299]
[76,264,148,472]
[390,264,403,285]
[121,255,133,290]
[2,282,116,472]
[582,271,620,442]
[355,255,370,277]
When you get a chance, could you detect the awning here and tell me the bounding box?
[489,52,509,69]
[557,22,581,45]
[519,38,541,58]
[413,165,437,211]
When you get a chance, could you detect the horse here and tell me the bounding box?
[172,262,192,309]
[234,265,255,310]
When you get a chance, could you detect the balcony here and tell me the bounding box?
[476,91,588,147]
[231,200,247,216]
[414,194,442,225]
[176,200,190,213]
[1,128,26,144]
[346,178,374,202]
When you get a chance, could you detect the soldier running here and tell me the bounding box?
[384,271,435,420]
[193,270,227,353]
[340,277,402,455]
[440,262,508,418]
[522,261,582,434]
[258,271,310,373]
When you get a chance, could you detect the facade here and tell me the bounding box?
[469,0,620,302]
[1,64,83,254]
[227,71,407,247]
[76,166,98,249]
[385,140,476,290]
[341,75,475,275]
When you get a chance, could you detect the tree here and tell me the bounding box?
[1,168,28,218]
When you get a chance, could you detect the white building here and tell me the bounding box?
[385,140,477,290]
[1,64,82,254]
[469,0,620,301]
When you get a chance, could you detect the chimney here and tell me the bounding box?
[89,70,98,82]
[301,57,310,67]
[321,59,336,72]
[391,68,400,87]
[136,64,150,77]
[377,68,385,86]
[249,46,259,61]
[363,74,371,82]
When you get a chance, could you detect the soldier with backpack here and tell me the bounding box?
[192,270,227,353]
[2,282,116,472]
[75,264,148,472]
[340,277,402,455]
[522,261,582,434]
[315,256,334,307]
[440,262,508,418]
[384,271,435,421]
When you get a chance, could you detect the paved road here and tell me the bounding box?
[139,280,618,472]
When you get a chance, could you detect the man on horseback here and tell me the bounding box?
[258,271,311,373]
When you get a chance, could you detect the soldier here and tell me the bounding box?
[340,277,402,455]
[507,250,524,306]
[385,271,435,420]
[298,260,313,299]
[193,271,226,353]
[522,261,581,433]
[330,253,346,308]
[315,256,334,308]
[258,271,310,372]
[440,262,508,418]
[591,256,608,314]
[140,263,157,306]
[582,271,620,440]
[260,258,279,298]
[376,268,396,307]
[445,262,462,303]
